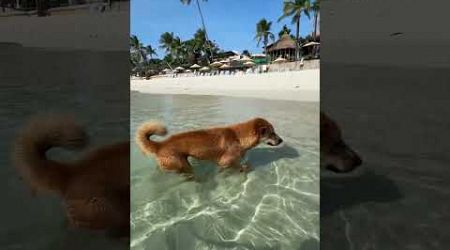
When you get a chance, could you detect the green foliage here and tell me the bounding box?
[130,29,221,76]
[279,0,311,25]
[242,50,251,57]
[278,0,313,59]
[278,24,292,38]
[255,19,275,47]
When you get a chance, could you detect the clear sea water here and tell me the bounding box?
[130,92,320,250]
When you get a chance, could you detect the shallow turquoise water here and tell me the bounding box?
[131,92,320,250]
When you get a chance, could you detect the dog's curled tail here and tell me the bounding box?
[135,121,167,155]
[12,114,88,195]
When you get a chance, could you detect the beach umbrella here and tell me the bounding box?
[185,69,192,73]
[174,66,185,72]
[244,61,256,67]
[220,64,230,69]
[200,66,210,72]
[210,61,223,67]
[190,64,201,69]
[302,41,320,47]
[219,59,229,64]
[163,68,172,73]
[273,56,287,63]
[240,56,253,62]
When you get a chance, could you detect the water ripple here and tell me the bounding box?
[131,93,319,249]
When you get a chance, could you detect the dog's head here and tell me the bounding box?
[321,112,362,173]
[252,118,283,146]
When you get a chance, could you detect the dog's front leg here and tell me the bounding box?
[218,155,239,172]
[239,163,251,173]
[219,157,250,173]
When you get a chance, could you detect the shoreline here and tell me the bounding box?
[130,69,320,102]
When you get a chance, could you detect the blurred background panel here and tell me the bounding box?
[0,1,130,249]
[321,0,450,249]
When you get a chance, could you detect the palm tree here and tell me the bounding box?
[171,36,184,60]
[255,19,275,60]
[159,32,177,56]
[130,35,148,63]
[193,28,218,60]
[278,0,311,60]
[193,29,207,53]
[130,35,160,75]
[180,0,214,62]
[311,0,320,41]
[144,45,157,60]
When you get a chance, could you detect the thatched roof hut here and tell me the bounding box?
[266,34,297,62]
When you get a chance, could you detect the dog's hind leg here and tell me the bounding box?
[158,155,194,179]
[177,157,195,180]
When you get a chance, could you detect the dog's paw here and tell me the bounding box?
[183,173,196,181]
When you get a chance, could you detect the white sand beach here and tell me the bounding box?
[130,69,319,102]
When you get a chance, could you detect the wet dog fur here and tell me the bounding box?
[12,114,130,237]
[135,118,283,175]
[321,112,362,173]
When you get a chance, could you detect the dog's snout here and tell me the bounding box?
[266,134,283,146]
[274,134,283,145]
[353,155,362,167]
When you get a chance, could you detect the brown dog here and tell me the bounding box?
[135,118,283,174]
[12,115,129,236]
[321,112,362,173]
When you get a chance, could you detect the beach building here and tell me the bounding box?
[251,53,267,65]
[266,33,297,62]
[216,50,239,60]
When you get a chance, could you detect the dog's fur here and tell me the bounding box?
[135,118,283,174]
[321,112,362,172]
[12,114,129,236]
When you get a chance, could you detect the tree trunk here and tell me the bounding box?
[264,37,268,63]
[313,12,318,41]
[195,0,213,63]
[296,17,300,60]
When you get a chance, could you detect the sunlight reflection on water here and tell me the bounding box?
[131,93,319,250]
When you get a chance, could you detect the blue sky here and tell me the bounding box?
[131,0,314,58]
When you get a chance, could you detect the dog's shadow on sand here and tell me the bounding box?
[246,144,300,169]
[321,169,403,216]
